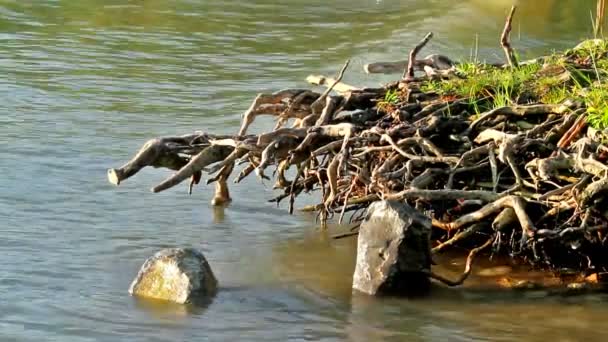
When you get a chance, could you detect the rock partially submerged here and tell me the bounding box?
[353,200,432,296]
[129,248,217,304]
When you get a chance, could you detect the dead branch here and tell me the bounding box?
[365,54,454,74]
[469,104,571,132]
[384,188,502,202]
[310,59,350,116]
[403,32,434,81]
[434,196,535,240]
[151,145,234,193]
[306,75,359,93]
[238,89,318,136]
[428,236,494,286]
[501,6,518,68]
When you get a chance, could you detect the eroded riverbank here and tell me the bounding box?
[3,0,608,340]
[111,31,608,293]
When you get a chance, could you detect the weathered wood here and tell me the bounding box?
[211,162,234,206]
[403,32,434,80]
[305,75,359,93]
[469,104,572,132]
[108,135,206,186]
[500,6,518,68]
[364,54,454,74]
[238,89,318,136]
[427,237,494,287]
[384,189,502,203]
[314,95,339,126]
[310,59,351,116]
[109,37,608,282]
[151,145,234,193]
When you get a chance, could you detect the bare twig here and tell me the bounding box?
[310,59,351,116]
[428,236,494,286]
[501,6,518,68]
[403,32,434,80]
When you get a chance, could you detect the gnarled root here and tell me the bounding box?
[152,145,234,193]
[108,136,204,186]
[238,89,319,136]
[427,236,494,287]
[434,196,535,246]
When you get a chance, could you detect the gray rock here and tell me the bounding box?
[129,248,217,304]
[352,200,432,296]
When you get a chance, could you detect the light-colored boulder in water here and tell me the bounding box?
[353,200,432,296]
[129,248,217,304]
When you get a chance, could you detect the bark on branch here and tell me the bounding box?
[403,32,434,81]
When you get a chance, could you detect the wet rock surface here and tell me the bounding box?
[129,248,217,304]
[353,200,432,296]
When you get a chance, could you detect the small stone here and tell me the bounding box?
[129,248,217,304]
[352,200,432,296]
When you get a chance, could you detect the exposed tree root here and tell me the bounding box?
[428,236,494,287]
[108,35,608,285]
[152,145,234,193]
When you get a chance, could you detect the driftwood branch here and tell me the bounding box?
[107,134,213,186]
[152,145,234,193]
[365,54,454,74]
[305,75,359,93]
[500,5,518,68]
[403,32,434,80]
[310,59,350,116]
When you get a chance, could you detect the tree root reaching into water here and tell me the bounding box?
[108,11,608,286]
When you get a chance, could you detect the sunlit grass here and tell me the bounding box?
[422,63,540,108]
[376,88,402,113]
[418,32,608,131]
[582,83,608,129]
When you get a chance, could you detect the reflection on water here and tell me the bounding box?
[212,204,228,224]
[132,296,208,320]
[273,226,357,300]
[1,0,608,340]
[274,228,608,341]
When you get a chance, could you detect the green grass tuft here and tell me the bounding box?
[422,63,540,109]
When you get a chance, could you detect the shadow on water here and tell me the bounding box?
[270,225,608,341]
[270,221,608,328]
[212,204,228,224]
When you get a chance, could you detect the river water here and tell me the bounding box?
[2,0,608,341]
